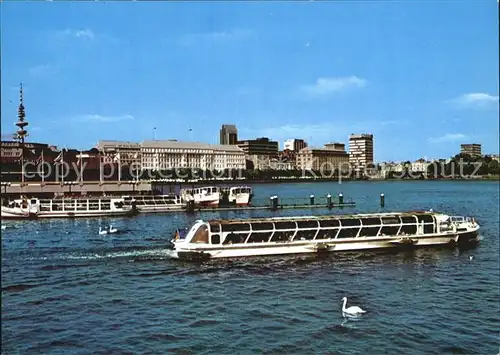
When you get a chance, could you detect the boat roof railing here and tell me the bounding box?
[207,211,438,224]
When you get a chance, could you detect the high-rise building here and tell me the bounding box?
[460,143,482,156]
[284,139,308,152]
[220,124,238,145]
[237,137,279,156]
[349,134,374,171]
[296,144,349,171]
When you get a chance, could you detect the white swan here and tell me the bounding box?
[108,225,118,234]
[1,225,6,230]
[99,227,108,235]
[342,297,366,315]
[468,255,474,261]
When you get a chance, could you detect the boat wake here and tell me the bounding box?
[11,247,178,262]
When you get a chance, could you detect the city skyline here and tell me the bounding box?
[1,2,498,161]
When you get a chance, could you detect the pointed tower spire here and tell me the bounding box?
[15,82,29,188]
[16,82,28,141]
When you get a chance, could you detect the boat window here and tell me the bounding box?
[382,217,400,225]
[319,219,340,228]
[401,216,416,224]
[399,224,417,235]
[221,223,250,232]
[89,202,100,211]
[77,202,87,211]
[247,232,272,243]
[423,224,434,234]
[191,225,209,243]
[361,218,381,226]
[40,204,51,212]
[359,227,380,237]
[295,230,316,240]
[114,201,124,209]
[211,234,221,244]
[297,220,319,229]
[340,219,361,227]
[380,226,399,236]
[209,223,221,233]
[271,231,294,242]
[31,199,37,204]
[315,229,337,240]
[251,222,274,231]
[337,228,359,239]
[417,214,434,224]
[274,221,297,230]
[223,233,248,244]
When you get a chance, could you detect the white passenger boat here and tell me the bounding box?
[169,211,480,260]
[122,194,185,213]
[180,186,220,207]
[1,197,135,219]
[220,186,253,206]
[1,199,38,219]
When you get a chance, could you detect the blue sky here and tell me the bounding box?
[1,1,498,162]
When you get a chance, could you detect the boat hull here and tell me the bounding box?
[36,210,136,218]
[0,209,37,220]
[173,229,480,260]
[135,205,185,213]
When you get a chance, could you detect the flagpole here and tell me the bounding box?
[99,150,103,184]
[118,153,121,182]
[80,151,84,183]
[41,150,45,184]
[61,148,65,185]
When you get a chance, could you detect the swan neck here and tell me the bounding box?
[342,298,347,312]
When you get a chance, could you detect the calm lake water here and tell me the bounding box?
[2,181,499,354]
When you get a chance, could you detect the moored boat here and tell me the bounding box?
[180,186,220,207]
[123,194,184,213]
[1,197,135,219]
[220,186,253,206]
[1,198,38,219]
[169,211,480,260]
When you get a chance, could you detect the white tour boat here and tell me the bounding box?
[1,197,136,219]
[180,186,220,207]
[122,194,185,213]
[1,198,38,219]
[220,186,253,206]
[169,211,480,260]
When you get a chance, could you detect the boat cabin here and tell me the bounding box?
[180,212,442,246]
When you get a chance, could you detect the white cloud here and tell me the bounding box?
[300,76,367,97]
[428,133,468,143]
[78,114,134,122]
[243,119,404,147]
[243,122,352,147]
[179,29,255,46]
[58,28,95,40]
[29,64,54,77]
[449,92,499,109]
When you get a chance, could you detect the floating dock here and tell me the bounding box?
[185,194,356,213]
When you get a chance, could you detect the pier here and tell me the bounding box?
[185,195,355,213]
